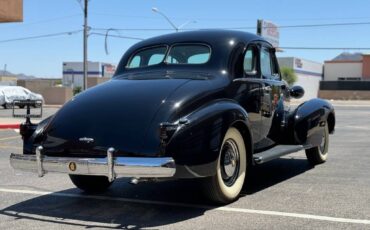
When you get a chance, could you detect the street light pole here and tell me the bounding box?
[152,7,178,32]
[83,0,88,91]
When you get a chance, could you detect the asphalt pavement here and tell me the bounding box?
[0,103,369,229]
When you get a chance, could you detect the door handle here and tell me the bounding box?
[262,86,272,92]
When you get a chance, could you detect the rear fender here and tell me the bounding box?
[291,98,335,146]
[22,115,53,155]
[166,100,252,178]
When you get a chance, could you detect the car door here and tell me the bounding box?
[231,43,264,144]
[258,43,288,144]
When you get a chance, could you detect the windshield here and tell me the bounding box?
[126,44,211,69]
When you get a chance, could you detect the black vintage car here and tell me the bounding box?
[10,30,335,204]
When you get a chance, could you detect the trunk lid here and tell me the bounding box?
[42,77,191,157]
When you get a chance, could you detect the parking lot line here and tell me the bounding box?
[0,188,369,225]
[0,145,22,150]
[0,136,20,141]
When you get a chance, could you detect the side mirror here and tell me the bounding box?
[290,85,305,99]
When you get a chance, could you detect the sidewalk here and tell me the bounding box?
[327,100,370,106]
[291,99,370,106]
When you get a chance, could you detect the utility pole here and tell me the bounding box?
[83,0,88,91]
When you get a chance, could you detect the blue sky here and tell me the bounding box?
[1,0,370,77]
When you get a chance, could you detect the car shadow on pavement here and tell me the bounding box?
[242,157,314,195]
[0,179,208,229]
[0,157,313,229]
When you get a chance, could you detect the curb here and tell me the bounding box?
[0,124,20,129]
[43,105,62,108]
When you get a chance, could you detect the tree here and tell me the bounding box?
[73,86,82,95]
[280,67,297,86]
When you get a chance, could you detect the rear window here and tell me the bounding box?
[127,46,167,68]
[126,44,211,69]
[166,44,211,64]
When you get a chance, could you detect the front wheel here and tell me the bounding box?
[305,123,329,165]
[202,127,247,204]
[69,175,112,193]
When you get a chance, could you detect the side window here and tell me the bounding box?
[243,46,257,76]
[260,47,272,77]
[271,51,281,80]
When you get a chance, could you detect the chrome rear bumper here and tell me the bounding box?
[10,147,176,182]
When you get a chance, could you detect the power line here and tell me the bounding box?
[92,27,181,31]
[90,32,144,40]
[0,30,82,43]
[2,30,369,51]
[0,30,141,45]
[1,14,82,28]
[90,11,370,22]
[263,21,370,29]
[91,30,370,51]
[91,21,370,32]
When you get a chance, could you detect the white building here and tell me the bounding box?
[324,52,370,81]
[63,62,116,88]
[278,57,323,100]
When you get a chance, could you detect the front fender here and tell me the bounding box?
[166,99,252,178]
[291,98,335,145]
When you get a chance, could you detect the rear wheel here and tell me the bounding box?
[305,123,329,165]
[203,127,247,204]
[69,175,112,193]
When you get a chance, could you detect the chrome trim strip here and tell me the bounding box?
[10,153,176,179]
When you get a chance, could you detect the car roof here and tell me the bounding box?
[116,30,269,74]
[130,29,267,49]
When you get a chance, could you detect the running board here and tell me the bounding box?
[253,145,305,164]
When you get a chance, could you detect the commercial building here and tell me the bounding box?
[318,53,370,100]
[0,0,23,23]
[323,52,370,81]
[62,62,116,88]
[278,57,323,100]
[0,76,17,86]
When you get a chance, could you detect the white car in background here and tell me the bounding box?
[0,86,44,109]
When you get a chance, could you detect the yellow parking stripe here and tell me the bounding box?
[0,136,21,141]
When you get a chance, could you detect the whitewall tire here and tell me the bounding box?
[305,123,329,165]
[203,127,247,204]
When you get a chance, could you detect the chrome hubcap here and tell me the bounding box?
[221,139,240,186]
